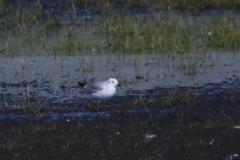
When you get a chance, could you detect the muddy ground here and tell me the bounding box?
[0,79,240,160]
[1,0,240,159]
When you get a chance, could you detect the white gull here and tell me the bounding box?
[78,78,119,100]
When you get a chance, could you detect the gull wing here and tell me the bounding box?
[83,81,105,94]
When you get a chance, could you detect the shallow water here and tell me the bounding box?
[1,3,240,159]
[0,52,239,92]
[0,52,239,120]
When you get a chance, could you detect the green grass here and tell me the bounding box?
[0,1,239,56]
[0,6,61,55]
[125,87,198,110]
[101,12,240,53]
[0,1,239,159]
[7,85,43,115]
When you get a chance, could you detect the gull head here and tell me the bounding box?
[107,78,118,87]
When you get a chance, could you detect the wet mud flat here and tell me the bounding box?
[1,0,240,159]
[0,79,240,159]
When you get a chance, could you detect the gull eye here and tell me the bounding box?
[112,81,114,83]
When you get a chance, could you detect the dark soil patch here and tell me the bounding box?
[1,82,240,159]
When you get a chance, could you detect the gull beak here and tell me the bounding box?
[118,84,121,88]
